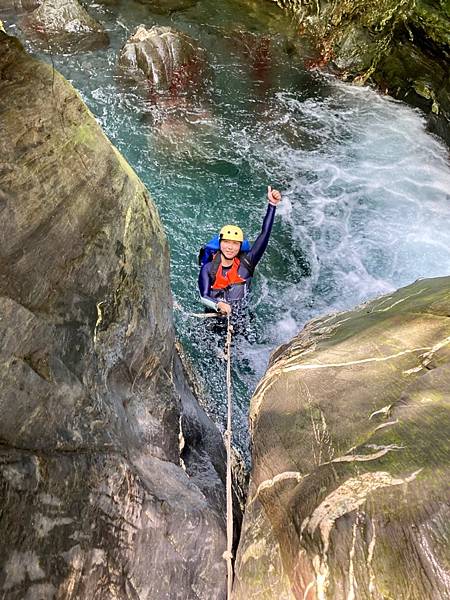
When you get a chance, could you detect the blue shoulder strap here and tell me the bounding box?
[242,239,251,252]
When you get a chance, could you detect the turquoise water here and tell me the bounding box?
[4,0,450,459]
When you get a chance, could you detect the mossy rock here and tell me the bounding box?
[271,0,450,145]
[375,39,450,139]
[332,25,379,72]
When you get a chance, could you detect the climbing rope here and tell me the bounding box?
[223,315,234,599]
[177,305,235,594]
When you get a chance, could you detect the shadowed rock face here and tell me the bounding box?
[118,25,206,94]
[0,0,41,11]
[0,32,227,599]
[233,277,450,599]
[271,0,450,145]
[94,0,198,12]
[135,0,198,13]
[19,0,109,53]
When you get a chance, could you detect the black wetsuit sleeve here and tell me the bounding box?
[198,263,219,310]
[245,203,276,268]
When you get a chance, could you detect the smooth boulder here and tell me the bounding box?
[234,276,450,599]
[119,25,205,94]
[0,31,228,599]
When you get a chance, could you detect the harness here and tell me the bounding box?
[210,252,254,290]
[212,257,246,289]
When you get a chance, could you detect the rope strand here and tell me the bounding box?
[224,315,234,599]
[178,303,234,593]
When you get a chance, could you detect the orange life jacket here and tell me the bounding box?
[211,257,247,290]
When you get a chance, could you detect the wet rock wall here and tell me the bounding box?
[0,31,228,600]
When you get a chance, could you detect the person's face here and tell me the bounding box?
[220,239,241,259]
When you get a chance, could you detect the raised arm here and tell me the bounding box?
[246,186,281,267]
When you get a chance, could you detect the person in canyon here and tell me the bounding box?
[198,185,282,334]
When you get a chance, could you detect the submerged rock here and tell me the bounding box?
[0,31,228,599]
[20,0,109,53]
[234,276,450,599]
[118,25,206,94]
[273,0,450,144]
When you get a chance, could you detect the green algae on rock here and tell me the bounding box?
[0,31,229,599]
[271,0,450,144]
[233,276,450,599]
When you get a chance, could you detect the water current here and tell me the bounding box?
[4,0,450,461]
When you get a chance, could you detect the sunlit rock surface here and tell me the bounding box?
[272,0,450,144]
[234,276,450,599]
[19,0,109,52]
[0,31,228,599]
[118,25,206,94]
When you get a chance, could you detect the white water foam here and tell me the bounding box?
[230,79,450,355]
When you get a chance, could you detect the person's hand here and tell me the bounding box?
[268,185,281,205]
[217,301,231,315]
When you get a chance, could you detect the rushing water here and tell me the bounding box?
[4,0,450,460]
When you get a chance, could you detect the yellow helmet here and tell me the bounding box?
[219,224,244,242]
